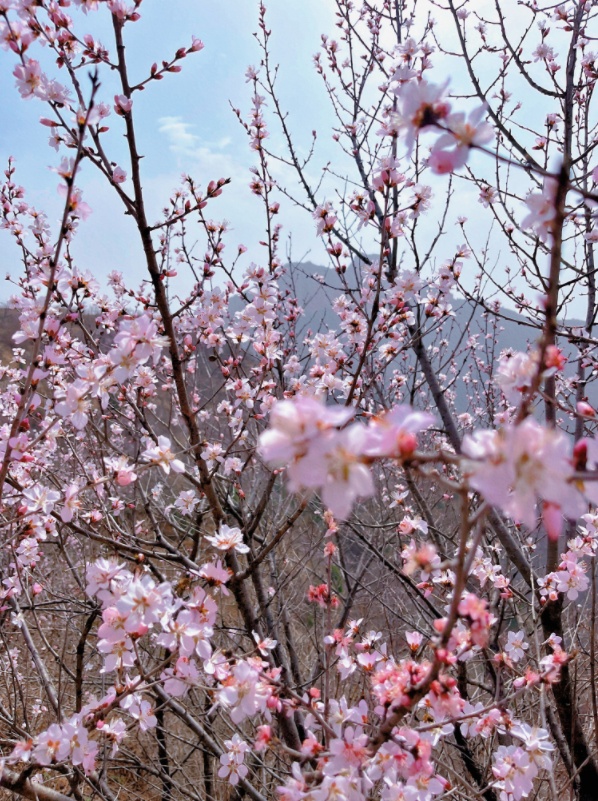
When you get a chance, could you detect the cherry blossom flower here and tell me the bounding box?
[98,636,135,673]
[114,93,132,114]
[366,406,435,459]
[170,490,198,517]
[97,718,127,756]
[217,659,272,723]
[463,418,585,530]
[105,455,138,486]
[61,717,98,772]
[198,559,232,594]
[313,203,337,235]
[8,738,33,764]
[124,697,157,731]
[13,58,42,98]
[116,573,173,632]
[205,523,250,554]
[141,436,185,474]
[258,395,352,468]
[405,631,423,652]
[113,314,168,362]
[555,553,589,600]
[429,106,493,175]
[521,179,557,242]
[86,558,127,602]
[55,381,90,430]
[259,396,378,518]
[391,79,451,153]
[22,485,60,515]
[254,724,272,751]
[253,631,277,655]
[60,483,82,523]
[504,630,529,663]
[495,350,540,406]
[32,724,69,765]
[112,166,127,183]
[492,744,537,801]
[218,734,249,786]
[161,656,201,697]
[309,423,375,520]
[511,723,554,770]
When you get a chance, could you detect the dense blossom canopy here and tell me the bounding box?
[2,2,598,801]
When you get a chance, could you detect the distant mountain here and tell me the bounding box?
[0,265,587,414]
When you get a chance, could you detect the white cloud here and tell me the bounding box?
[158,116,201,157]
[157,117,238,179]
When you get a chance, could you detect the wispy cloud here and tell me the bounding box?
[158,116,233,161]
[158,116,201,157]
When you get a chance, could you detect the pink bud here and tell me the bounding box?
[114,94,133,115]
[112,166,127,184]
[397,431,418,457]
[577,401,596,418]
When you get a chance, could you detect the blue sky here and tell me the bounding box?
[0,0,583,321]
[0,0,341,299]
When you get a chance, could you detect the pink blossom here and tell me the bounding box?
[217,660,271,723]
[492,745,537,800]
[55,381,90,430]
[428,146,468,174]
[114,94,133,114]
[13,58,42,98]
[405,631,423,652]
[116,573,173,631]
[463,418,584,530]
[141,435,185,474]
[429,106,493,174]
[198,559,232,594]
[218,734,249,786]
[555,554,589,600]
[313,203,338,235]
[97,636,135,673]
[112,166,127,183]
[173,489,198,515]
[495,349,540,406]
[205,523,249,554]
[521,179,557,242]
[86,558,127,601]
[126,697,157,731]
[259,396,374,518]
[307,423,375,519]
[504,630,529,662]
[162,656,201,697]
[366,406,435,458]
[253,631,277,656]
[254,724,272,751]
[105,455,138,486]
[32,724,69,765]
[8,738,34,764]
[60,483,82,523]
[391,79,451,153]
[97,717,127,756]
[22,485,60,514]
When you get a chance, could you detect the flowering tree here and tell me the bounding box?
[2,2,598,801]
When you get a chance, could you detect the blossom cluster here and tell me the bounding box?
[258,396,434,519]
